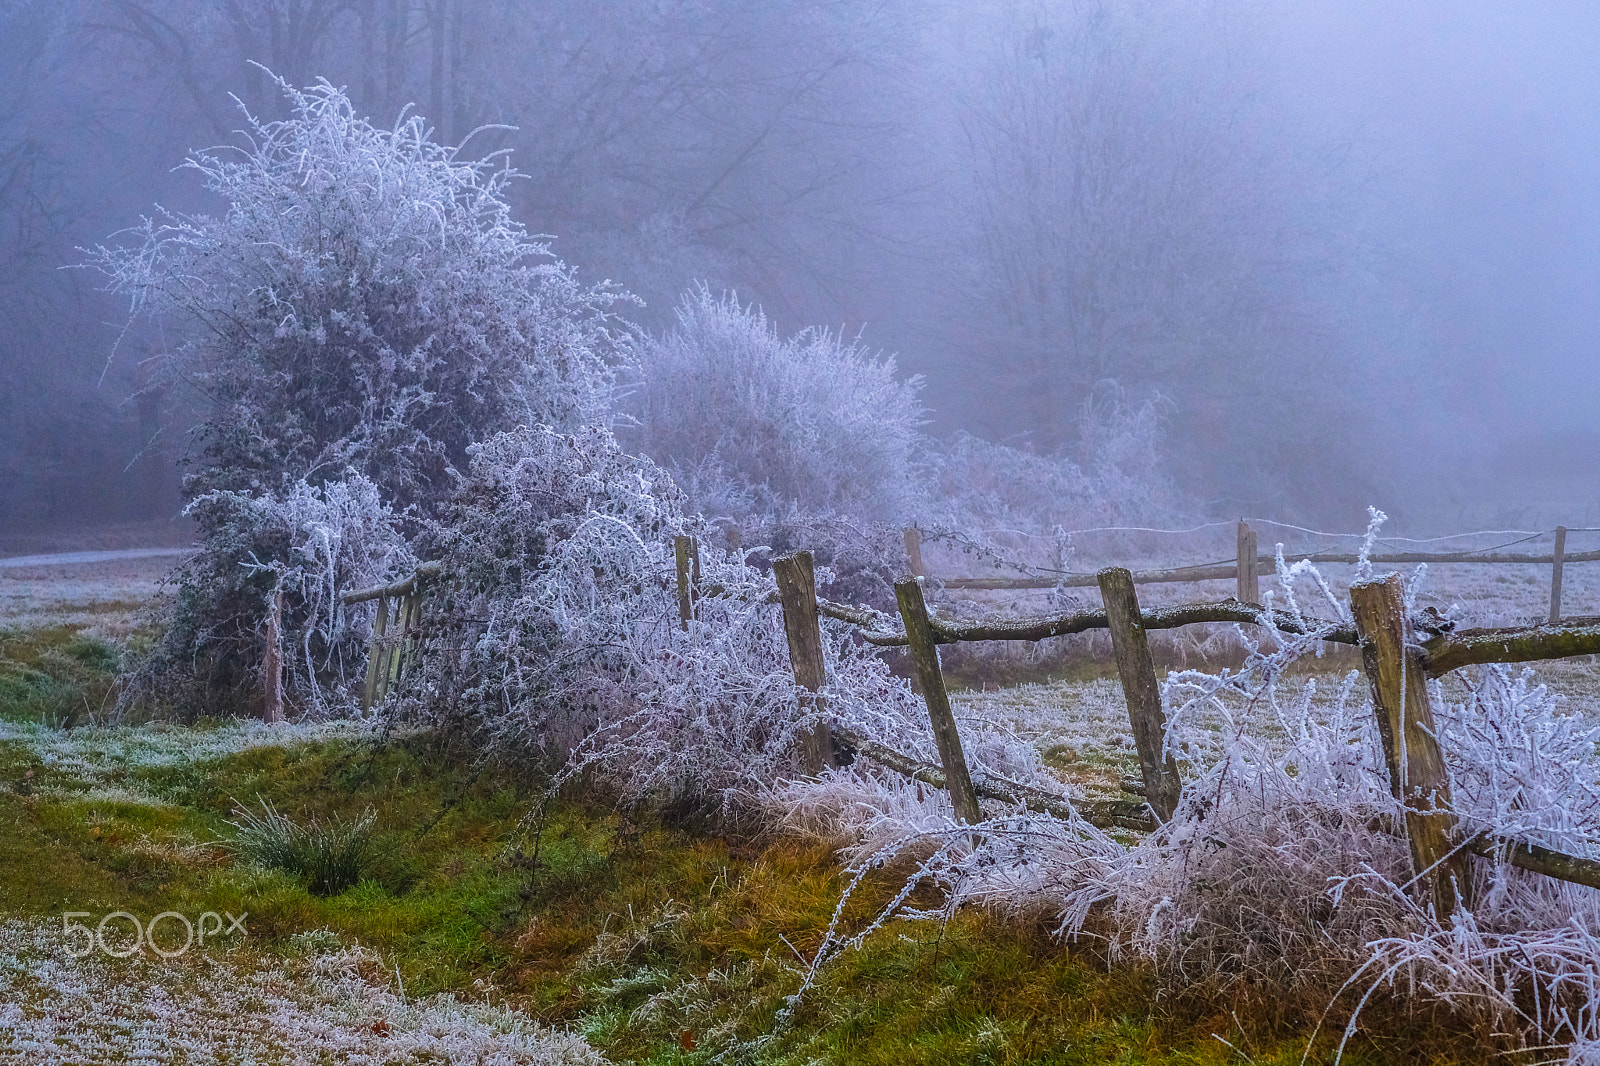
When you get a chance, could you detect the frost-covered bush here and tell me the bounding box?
[410,423,688,758]
[121,474,412,720]
[740,511,910,610]
[918,386,1183,575]
[625,287,925,524]
[404,422,972,812]
[92,77,627,517]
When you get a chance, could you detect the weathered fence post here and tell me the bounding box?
[1097,567,1182,822]
[673,534,699,629]
[362,593,389,711]
[903,527,926,580]
[263,584,286,724]
[1236,520,1259,604]
[389,591,419,689]
[1551,525,1567,624]
[773,551,835,775]
[894,577,982,824]
[1350,574,1472,921]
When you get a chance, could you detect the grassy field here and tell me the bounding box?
[0,710,1492,1065]
[3,551,1591,1062]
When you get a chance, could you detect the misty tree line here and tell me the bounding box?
[0,0,1407,530]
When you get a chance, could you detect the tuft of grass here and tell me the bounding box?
[226,796,377,896]
[0,625,121,725]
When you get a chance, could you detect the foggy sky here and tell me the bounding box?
[1259,0,1600,442]
[3,0,1598,531]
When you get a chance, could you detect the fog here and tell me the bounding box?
[1,0,1595,534]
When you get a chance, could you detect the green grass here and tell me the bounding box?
[226,797,378,895]
[0,715,1502,1065]
[0,624,122,725]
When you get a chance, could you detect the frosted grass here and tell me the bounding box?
[0,920,605,1065]
[0,719,384,800]
[0,555,179,637]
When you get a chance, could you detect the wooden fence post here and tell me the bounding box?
[1350,574,1472,922]
[903,527,926,579]
[263,584,286,724]
[673,534,698,629]
[894,577,982,824]
[389,591,418,689]
[1097,567,1182,822]
[1236,520,1259,604]
[362,593,389,711]
[1551,525,1567,624]
[773,551,835,775]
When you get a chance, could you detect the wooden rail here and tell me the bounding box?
[814,597,1360,647]
[906,522,1594,626]
[341,561,442,604]
[932,550,1600,590]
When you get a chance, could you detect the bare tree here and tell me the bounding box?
[910,0,1370,514]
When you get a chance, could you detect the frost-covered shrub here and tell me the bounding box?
[405,422,960,812]
[741,511,909,610]
[919,387,1183,573]
[625,287,925,524]
[121,474,411,720]
[410,423,688,757]
[92,77,626,518]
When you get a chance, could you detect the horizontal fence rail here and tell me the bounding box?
[907,521,1589,626]
[936,549,1600,589]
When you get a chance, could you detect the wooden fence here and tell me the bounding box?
[906,522,1593,625]
[342,561,441,709]
[767,544,1600,924]
[336,529,1600,922]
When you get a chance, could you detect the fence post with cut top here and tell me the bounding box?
[1551,525,1568,623]
[1097,567,1183,822]
[773,551,834,775]
[904,527,926,579]
[1237,520,1259,604]
[1350,573,1472,922]
[673,534,699,629]
[894,577,982,824]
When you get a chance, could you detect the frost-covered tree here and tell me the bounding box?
[91,76,627,517]
[625,287,924,523]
